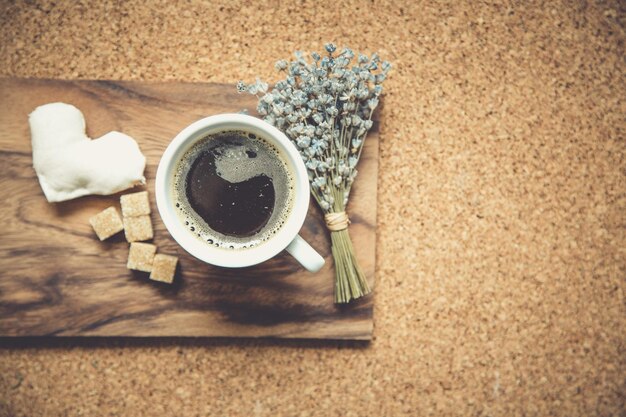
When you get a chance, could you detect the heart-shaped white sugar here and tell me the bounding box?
[29,103,146,203]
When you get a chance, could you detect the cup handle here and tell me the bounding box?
[285,234,325,273]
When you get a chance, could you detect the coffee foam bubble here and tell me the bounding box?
[172,130,294,250]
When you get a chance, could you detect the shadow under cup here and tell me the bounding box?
[155,114,311,269]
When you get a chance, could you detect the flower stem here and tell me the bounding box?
[330,228,371,303]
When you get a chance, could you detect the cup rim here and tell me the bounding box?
[155,113,310,268]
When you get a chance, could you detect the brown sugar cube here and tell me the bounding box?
[89,207,124,241]
[149,254,178,284]
[127,242,156,272]
[120,191,151,217]
[123,215,153,242]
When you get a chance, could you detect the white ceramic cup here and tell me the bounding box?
[155,113,325,273]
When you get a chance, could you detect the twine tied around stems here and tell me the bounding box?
[324,212,350,232]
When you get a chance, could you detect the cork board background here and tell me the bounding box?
[0,1,624,416]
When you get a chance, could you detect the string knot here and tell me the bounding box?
[324,211,350,232]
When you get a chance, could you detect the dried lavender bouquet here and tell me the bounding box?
[238,43,390,303]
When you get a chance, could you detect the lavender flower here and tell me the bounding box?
[324,43,337,54]
[312,176,326,189]
[275,60,288,71]
[237,44,391,304]
[296,135,311,148]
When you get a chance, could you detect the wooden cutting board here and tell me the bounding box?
[0,78,377,340]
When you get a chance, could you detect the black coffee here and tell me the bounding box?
[173,130,294,249]
[185,146,274,236]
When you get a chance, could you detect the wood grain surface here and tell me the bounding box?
[0,78,377,340]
